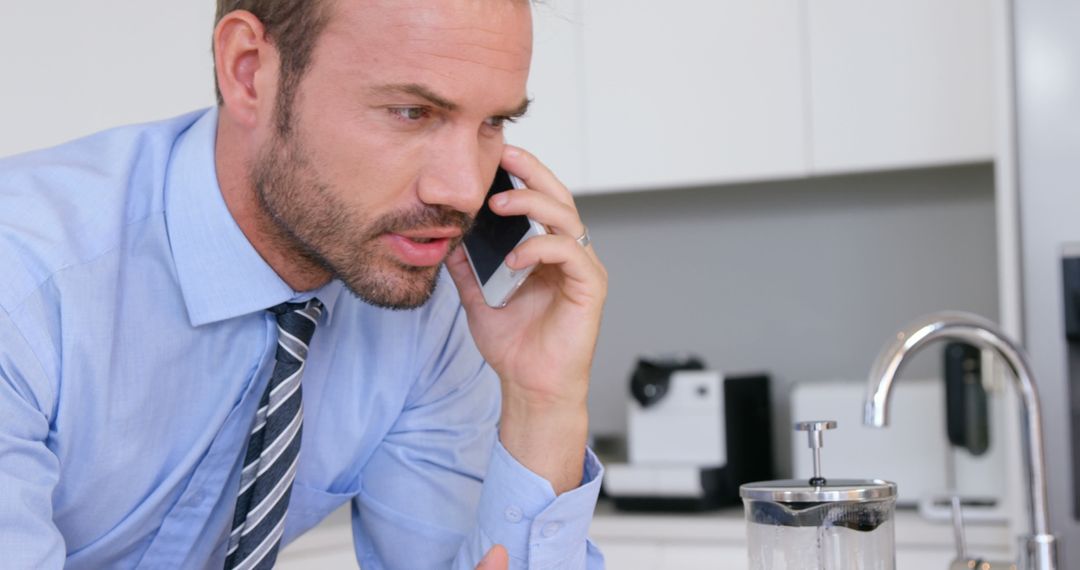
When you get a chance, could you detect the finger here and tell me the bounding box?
[445,246,488,311]
[501,145,574,207]
[488,189,584,239]
[476,545,509,570]
[507,235,605,297]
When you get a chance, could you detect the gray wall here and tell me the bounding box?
[577,164,999,476]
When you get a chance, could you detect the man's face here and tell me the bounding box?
[252,0,533,309]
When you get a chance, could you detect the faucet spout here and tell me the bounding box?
[864,311,1058,569]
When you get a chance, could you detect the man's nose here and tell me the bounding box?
[416,132,490,216]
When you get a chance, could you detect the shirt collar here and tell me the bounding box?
[164,107,343,327]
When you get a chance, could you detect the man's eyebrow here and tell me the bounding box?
[371,83,459,111]
[503,97,532,119]
[371,83,532,118]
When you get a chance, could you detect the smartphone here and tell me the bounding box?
[463,167,547,308]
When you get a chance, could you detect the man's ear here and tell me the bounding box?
[213,10,279,129]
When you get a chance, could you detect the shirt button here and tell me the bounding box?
[504,505,523,523]
[541,521,562,538]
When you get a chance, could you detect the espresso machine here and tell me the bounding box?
[604,356,773,510]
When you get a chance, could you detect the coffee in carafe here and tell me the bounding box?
[740,421,897,570]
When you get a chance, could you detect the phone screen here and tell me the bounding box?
[464,168,531,285]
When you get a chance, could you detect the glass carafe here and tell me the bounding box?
[740,421,897,570]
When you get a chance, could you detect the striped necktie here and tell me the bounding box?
[224,298,324,570]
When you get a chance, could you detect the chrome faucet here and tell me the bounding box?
[863,311,1058,570]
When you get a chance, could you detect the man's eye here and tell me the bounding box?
[484,116,516,131]
[389,107,429,121]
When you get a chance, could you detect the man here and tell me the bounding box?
[0,0,607,568]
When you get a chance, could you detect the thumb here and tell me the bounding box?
[445,246,486,310]
[476,544,509,570]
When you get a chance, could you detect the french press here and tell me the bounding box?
[740,421,898,570]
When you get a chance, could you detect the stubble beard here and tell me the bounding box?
[249,107,472,310]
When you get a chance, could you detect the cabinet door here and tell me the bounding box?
[661,543,749,570]
[591,539,664,570]
[580,0,807,194]
[806,0,994,173]
[507,0,588,193]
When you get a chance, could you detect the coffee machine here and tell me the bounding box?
[603,356,774,510]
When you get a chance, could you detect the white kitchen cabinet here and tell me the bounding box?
[578,0,808,194]
[278,506,358,569]
[278,547,359,570]
[518,1,995,195]
[506,0,588,192]
[594,541,1011,570]
[804,0,995,174]
[590,539,664,569]
[662,543,748,569]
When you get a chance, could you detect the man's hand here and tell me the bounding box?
[446,146,607,494]
[476,545,509,570]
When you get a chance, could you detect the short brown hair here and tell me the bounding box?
[213,0,332,132]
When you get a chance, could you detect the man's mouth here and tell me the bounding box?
[382,228,463,267]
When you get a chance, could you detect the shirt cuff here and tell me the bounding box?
[476,441,603,569]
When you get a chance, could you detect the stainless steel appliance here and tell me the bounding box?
[1009,1,1080,567]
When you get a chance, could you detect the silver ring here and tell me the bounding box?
[575,226,591,248]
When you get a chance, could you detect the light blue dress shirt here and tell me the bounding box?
[0,108,604,569]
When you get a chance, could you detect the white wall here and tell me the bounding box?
[0,1,216,156]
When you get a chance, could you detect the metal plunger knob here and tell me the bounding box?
[795,420,837,487]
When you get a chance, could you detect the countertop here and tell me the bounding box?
[279,499,1013,569]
